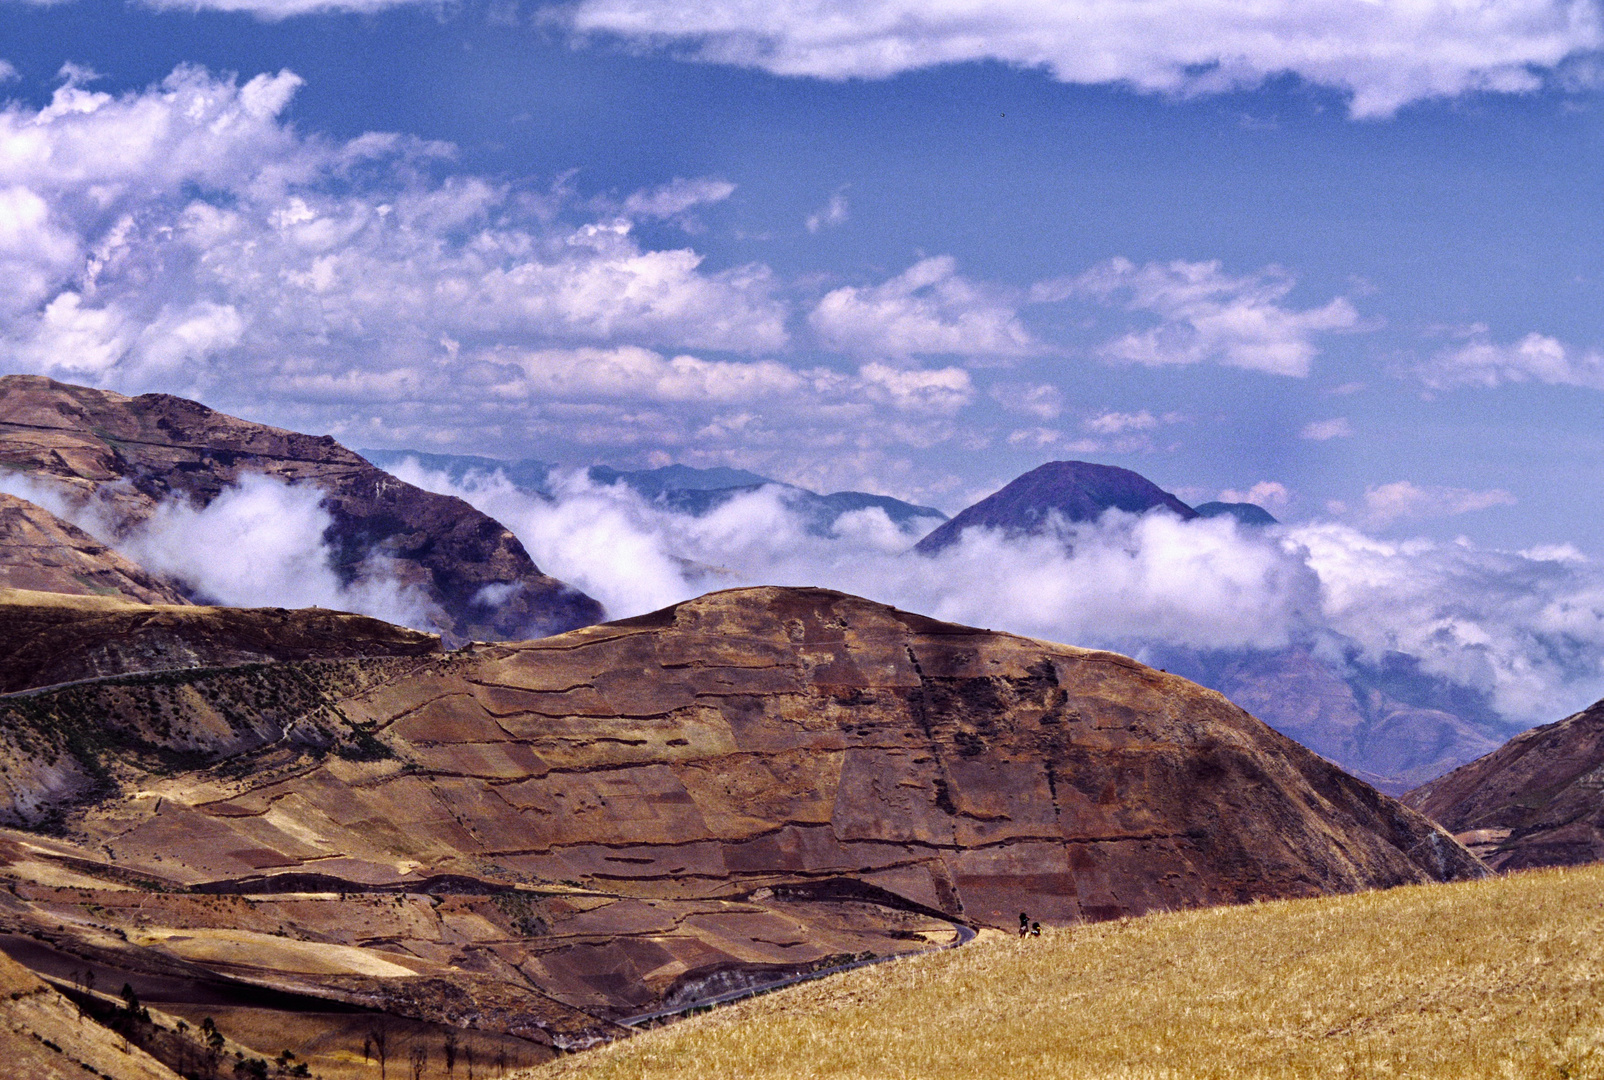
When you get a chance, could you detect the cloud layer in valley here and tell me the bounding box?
[388,458,1604,728]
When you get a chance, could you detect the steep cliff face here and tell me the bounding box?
[0,493,190,605]
[0,375,603,641]
[1406,697,1604,870]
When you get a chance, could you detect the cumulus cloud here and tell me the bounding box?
[392,459,1604,726]
[0,67,788,404]
[1359,480,1517,525]
[1301,417,1353,440]
[810,256,1037,360]
[1049,258,1361,377]
[564,0,1602,118]
[1415,328,1604,390]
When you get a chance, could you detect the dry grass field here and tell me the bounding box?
[530,864,1604,1080]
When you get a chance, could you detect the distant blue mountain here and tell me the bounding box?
[360,450,947,535]
[915,460,1196,553]
[1193,501,1279,527]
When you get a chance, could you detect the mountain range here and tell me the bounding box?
[359,449,949,535]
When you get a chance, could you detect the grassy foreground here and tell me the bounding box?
[528,865,1604,1080]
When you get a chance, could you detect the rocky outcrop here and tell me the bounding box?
[0,493,189,605]
[1405,697,1604,870]
[0,587,440,694]
[0,586,1482,1057]
[0,375,603,641]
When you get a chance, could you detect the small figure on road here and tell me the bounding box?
[1031,921,1041,937]
[1019,912,1030,938]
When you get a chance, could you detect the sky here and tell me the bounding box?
[7,0,1604,731]
[2,0,1604,547]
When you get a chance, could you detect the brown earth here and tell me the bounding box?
[1405,696,1604,870]
[0,492,190,605]
[0,587,441,695]
[0,586,1483,1074]
[0,374,603,642]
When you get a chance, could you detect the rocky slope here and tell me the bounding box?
[0,375,603,642]
[0,587,440,695]
[1405,696,1604,869]
[0,586,1482,1075]
[0,492,189,605]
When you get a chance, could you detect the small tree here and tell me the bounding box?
[443,1030,458,1078]
[409,1043,428,1080]
[370,1025,391,1080]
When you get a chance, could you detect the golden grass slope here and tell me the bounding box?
[532,864,1604,1080]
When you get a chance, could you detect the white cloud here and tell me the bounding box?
[1416,329,1604,390]
[0,66,789,406]
[1360,480,1517,525]
[1056,258,1361,377]
[0,470,437,628]
[0,63,17,84]
[619,177,736,219]
[809,255,1036,360]
[1219,480,1291,510]
[806,190,849,233]
[1301,417,1353,440]
[990,382,1062,420]
[1085,409,1164,435]
[394,461,1604,726]
[564,0,1602,118]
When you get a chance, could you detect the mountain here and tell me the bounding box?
[1404,696,1604,869]
[914,460,1196,554]
[362,448,949,534]
[0,587,439,694]
[0,376,603,642]
[0,586,1480,1075]
[1193,500,1279,526]
[1174,648,1515,795]
[0,492,189,605]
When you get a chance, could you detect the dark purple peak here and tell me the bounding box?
[914,460,1197,554]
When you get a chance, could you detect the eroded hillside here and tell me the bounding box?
[0,586,1483,1075]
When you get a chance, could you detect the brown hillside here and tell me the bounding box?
[0,492,190,605]
[0,587,440,694]
[0,585,1482,1073]
[1406,696,1604,869]
[0,374,603,641]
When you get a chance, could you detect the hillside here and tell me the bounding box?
[0,586,1478,1074]
[531,863,1604,1080]
[0,586,440,694]
[1406,696,1604,869]
[0,375,603,641]
[0,492,190,605]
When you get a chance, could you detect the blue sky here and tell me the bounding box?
[3,0,1604,549]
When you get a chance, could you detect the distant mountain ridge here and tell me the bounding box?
[914,460,1198,554]
[361,449,949,534]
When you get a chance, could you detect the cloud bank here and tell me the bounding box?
[565,0,1604,117]
[390,458,1604,728]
